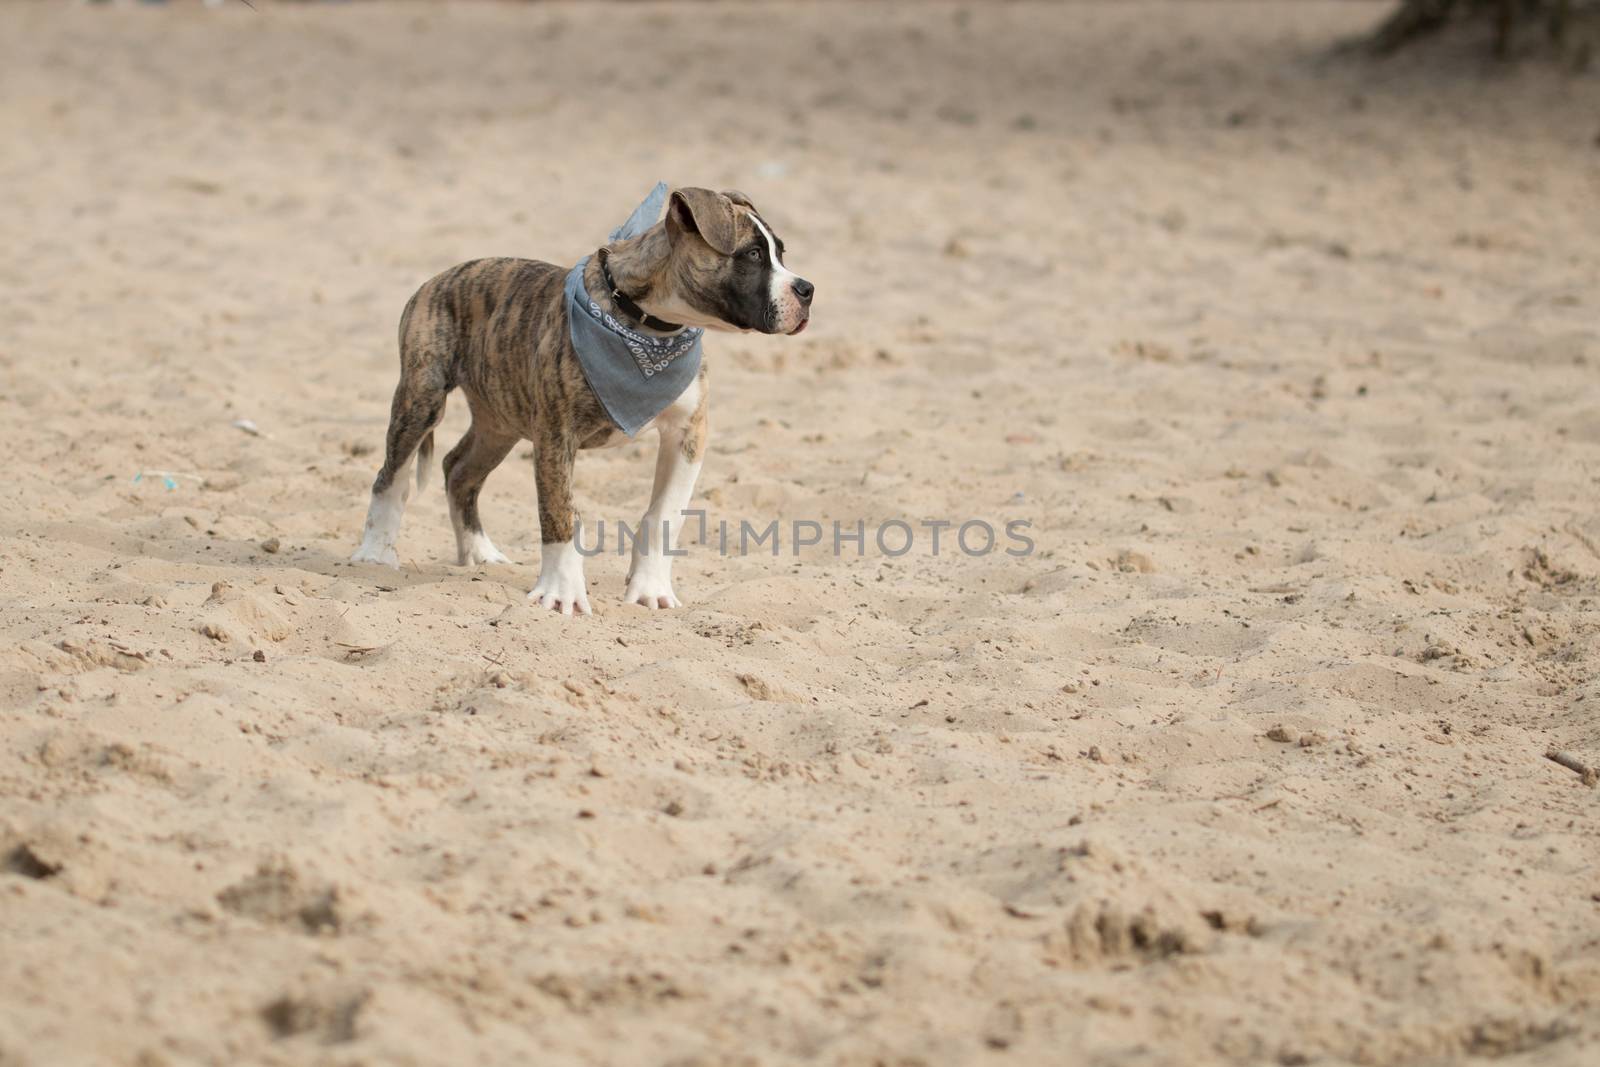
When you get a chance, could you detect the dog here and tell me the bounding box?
[350,186,813,615]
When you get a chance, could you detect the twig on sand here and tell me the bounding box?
[1563,522,1600,562]
[1545,749,1598,786]
[335,641,391,659]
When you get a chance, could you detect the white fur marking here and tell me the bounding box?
[748,213,805,333]
[529,540,591,616]
[748,213,795,300]
[351,461,413,568]
[624,384,704,610]
[448,495,512,566]
[461,531,511,566]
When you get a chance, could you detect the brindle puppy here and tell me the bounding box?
[351,188,813,615]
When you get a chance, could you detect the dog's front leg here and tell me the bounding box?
[624,397,706,610]
[529,424,591,616]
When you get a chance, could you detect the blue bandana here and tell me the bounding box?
[565,183,704,437]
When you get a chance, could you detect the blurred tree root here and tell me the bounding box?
[1362,0,1596,63]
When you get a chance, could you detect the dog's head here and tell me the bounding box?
[616,188,813,335]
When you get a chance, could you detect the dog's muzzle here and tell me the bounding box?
[781,276,814,335]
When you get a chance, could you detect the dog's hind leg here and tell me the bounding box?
[443,420,519,566]
[353,371,448,567]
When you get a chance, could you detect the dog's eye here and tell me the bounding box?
[745,247,762,261]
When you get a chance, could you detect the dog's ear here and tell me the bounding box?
[721,189,758,214]
[668,187,737,256]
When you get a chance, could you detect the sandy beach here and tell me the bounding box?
[2,1,1598,1063]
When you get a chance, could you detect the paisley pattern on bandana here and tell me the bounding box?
[561,183,705,438]
[579,295,703,379]
[564,254,704,437]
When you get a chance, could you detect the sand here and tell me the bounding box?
[2,1,1598,1064]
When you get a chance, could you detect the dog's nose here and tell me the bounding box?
[792,277,814,306]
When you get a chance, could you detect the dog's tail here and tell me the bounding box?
[415,430,435,494]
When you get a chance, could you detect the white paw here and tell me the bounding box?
[528,541,591,616]
[459,533,512,566]
[530,575,591,615]
[350,543,399,568]
[623,565,681,610]
[355,482,408,568]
